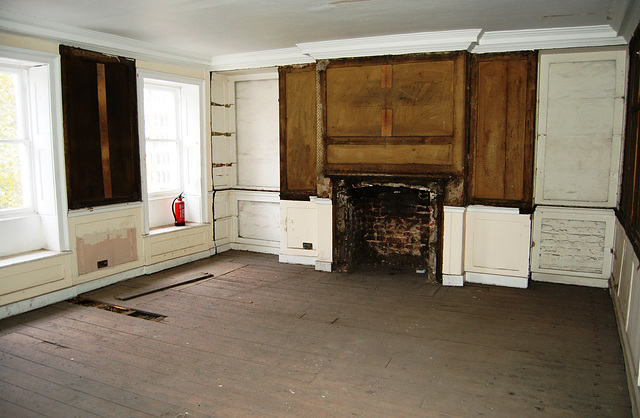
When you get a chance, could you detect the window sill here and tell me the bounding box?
[0,249,69,269]
[147,222,208,237]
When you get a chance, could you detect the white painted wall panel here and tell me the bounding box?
[238,200,280,242]
[443,206,465,276]
[531,206,614,286]
[0,252,72,307]
[627,268,640,379]
[619,237,636,327]
[464,207,531,279]
[535,48,626,207]
[234,79,279,189]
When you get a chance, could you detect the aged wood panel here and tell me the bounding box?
[326,65,384,137]
[468,52,536,209]
[323,53,467,177]
[391,61,454,137]
[279,65,318,200]
[327,143,451,165]
[60,46,141,210]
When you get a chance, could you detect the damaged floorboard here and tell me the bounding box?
[0,250,631,416]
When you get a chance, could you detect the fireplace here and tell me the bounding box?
[333,178,443,282]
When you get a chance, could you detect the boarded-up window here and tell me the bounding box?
[279,65,317,200]
[619,24,640,255]
[60,46,141,209]
[468,52,537,210]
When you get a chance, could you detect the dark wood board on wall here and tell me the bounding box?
[60,45,141,210]
[321,52,467,177]
[467,51,537,211]
[279,64,317,200]
[619,23,640,256]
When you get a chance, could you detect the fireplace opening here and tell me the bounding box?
[334,179,442,282]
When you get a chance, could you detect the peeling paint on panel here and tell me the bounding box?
[76,228,138,275]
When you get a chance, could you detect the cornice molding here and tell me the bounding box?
[0,9,632,72]
[0,10,212,69]
[297,29,483,60]
[210,47,314,71]
[472,25,627,53]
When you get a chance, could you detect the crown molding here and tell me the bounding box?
[472,25,627,53]
[297,29,483,60]
[210,47,314,71]
[0,10,212,69]
[618,0,640,42]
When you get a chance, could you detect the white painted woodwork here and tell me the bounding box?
[464,207,531,286]
[530,206,615,286]
[443,206,465,277]
[0,47,68,257]
[0,251,72,307]
[279,200,318,266]
[211,73,236,190]
[145,224,212,266]
[3,0,634,70]
[314,197,333,272]
[611,219,640,414]
[230,190,280,254]
[535,48,626,207]
[234,79,279,189]
[472,26,626,53]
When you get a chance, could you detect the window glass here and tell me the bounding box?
[0,68,30,211]
[143,83,181,196]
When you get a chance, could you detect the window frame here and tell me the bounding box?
[0,45,69,255]
[137,69,207,233]
[142,80,184,199]
[619,25,640,257]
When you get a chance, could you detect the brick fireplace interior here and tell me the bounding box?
[333,179,443,282]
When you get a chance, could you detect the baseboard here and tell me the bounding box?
[0,249,216,320]
[611,287,640,418]
[231,242,279,255]
[214,242,233,253]
[279,253,316,266]
[531,272,608,288]
[315,260,332,272]
[465,272,528,288]
[443,274,464,286]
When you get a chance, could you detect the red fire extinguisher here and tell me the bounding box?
[172,192,185,226]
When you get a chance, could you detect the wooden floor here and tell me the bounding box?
[0,251,631,417]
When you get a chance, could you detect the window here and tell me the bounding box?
[138,72,205,230]
[143,82,182,196]
[619,25,640,256]
[0,47,67,257]
[0,66,32,214]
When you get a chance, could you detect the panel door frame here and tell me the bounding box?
[467,51,537,210]
[534,47,627,207]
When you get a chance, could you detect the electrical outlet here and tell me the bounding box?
[97,260,108,269]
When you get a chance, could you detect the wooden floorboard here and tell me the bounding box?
[0,250,632,416]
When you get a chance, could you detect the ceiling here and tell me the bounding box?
[0,0,638,68]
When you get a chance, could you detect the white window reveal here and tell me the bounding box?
[139,72,205,231]
[0,47,67,257]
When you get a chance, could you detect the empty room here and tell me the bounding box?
[1,0,640,416]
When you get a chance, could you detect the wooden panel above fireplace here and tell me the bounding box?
[322,52,467,177]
